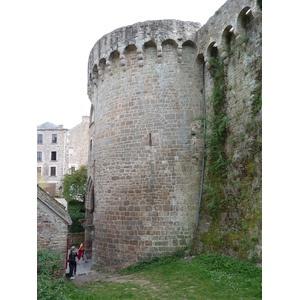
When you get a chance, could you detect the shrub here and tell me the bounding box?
[37,248,66,299]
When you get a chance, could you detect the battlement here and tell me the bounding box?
[195,0,261,66]
[87,19,201,97]
[85,0,262,269]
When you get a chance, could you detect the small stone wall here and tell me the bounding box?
[37,200,69,255]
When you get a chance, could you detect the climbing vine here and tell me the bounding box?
[197,53,262,263]
[203,55,230,217]
[208,56,230,178]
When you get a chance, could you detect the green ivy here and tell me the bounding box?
[203,56,229,217]
[207,56,229,178]
[257,0,262,10]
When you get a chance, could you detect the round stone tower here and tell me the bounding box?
[85,19,203,269]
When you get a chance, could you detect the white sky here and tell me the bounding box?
[2,0,226,129]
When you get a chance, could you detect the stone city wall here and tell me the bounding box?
[194,0,262,262]
[85,0,262,268]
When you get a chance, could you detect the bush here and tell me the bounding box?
[37,248,66,299]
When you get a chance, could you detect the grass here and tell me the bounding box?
[60,254,261,299]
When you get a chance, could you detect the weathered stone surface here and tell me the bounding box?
[85,0,262,269]
[37,185,72,255]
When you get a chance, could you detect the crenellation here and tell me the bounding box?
[87,20,201,91]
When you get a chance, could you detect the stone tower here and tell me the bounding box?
[85,0,262,268]
[85,20,203,268]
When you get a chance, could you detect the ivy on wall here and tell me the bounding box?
[204,55,230,218]
[197,51,262,264]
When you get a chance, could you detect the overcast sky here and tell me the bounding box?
[2,0,226,129]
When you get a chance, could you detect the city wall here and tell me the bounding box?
[85,0,262,269]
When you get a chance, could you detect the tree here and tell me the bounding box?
[62,165,87,202]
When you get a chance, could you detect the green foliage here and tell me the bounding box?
[37,248,63,276]
[251,237,259,246]
[243,36,249,44]
[62,165,87,202]
[250,251,260,264]
[252,86,262,116]
[203,183,219,218]
[68,200,85,233]
[201,56,230,217]
[37,248,66,299]
[207,56,229,179]
[241,221,247,232]
[257,0,262,10]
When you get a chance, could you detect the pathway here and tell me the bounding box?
[65,254,150,286]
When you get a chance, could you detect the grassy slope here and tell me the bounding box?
[62,254,261,299]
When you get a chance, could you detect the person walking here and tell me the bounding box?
[78,241,85,261]
[68,246,78,279]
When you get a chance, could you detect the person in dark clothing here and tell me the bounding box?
[68,246,78,279]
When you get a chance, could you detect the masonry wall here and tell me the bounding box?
[37,199,69,255]
[85,0,262,269]
[87,20,203,269]
[193,0,262,262]
[67,116,89,170]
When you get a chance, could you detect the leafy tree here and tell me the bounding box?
[62,165,87,202]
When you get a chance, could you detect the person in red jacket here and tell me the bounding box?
[78,241,84,261]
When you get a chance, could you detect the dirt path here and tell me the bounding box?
[72,270,150,287]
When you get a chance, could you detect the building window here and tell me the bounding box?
[37,134,43,144]
[70,166,76,173]
[51,151,57,161]
[37,151,43,161]
[50,166,56,176]
[52,134,58,143]
[37,167,42,174]
[69,147,74,155]
[90,139,93,151]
